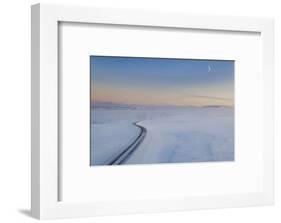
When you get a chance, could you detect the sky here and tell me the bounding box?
[90,56,234,107]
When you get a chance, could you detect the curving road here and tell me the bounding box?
[104,122,147,165]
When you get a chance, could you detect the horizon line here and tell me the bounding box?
[91,100,234,108]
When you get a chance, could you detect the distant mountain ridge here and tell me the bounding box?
[92,101,232,109]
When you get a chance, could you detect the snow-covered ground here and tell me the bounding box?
[90,105,234,165]
[90,123,141,165]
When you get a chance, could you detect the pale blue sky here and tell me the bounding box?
[90,56,234,106]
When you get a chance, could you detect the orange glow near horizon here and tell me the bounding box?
[91,83,234,107]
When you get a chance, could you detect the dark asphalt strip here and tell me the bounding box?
[104,123,147,165]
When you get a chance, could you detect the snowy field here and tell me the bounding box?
[90,123,141,165]
[90,104,234,165]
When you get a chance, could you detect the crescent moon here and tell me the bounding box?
[208,65,211,72]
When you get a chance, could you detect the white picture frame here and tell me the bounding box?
[31,3,274,220]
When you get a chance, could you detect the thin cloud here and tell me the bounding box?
[188,94,233,102]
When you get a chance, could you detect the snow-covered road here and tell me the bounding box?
[107,123,147,165]
[90,123,141,165]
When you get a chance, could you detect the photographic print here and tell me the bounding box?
[90,56,234,166]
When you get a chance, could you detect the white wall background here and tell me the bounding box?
[0,0,279,222]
